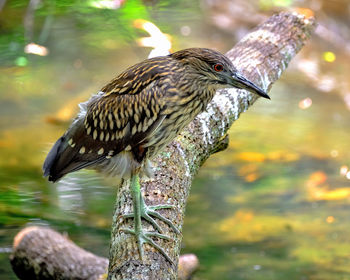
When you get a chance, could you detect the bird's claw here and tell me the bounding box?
[119,227,174,264]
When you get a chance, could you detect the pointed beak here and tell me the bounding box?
[231,72,270,99]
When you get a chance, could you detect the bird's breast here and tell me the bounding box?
[143,87,215,157]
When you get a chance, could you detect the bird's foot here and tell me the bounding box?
[121,197,180,235]
[119,195,180,263]
[119,227,174,264]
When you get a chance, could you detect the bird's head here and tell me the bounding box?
[171,48,270,99]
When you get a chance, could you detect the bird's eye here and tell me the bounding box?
[213,63,224,72]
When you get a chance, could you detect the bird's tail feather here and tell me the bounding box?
[42,119,103,182]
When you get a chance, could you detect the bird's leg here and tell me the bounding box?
[119,173,178,264]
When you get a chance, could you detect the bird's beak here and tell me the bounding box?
[231,72,270,99]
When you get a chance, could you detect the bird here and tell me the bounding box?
[43,48,269,263]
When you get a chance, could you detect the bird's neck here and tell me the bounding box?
[177,71,217,106]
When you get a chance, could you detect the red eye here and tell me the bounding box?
[213,63,224,72]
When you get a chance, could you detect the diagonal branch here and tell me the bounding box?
[108,12,315,280]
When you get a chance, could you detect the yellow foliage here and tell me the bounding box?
[237,151,299,163]
[306,171,350,201]
[218,210,254,232]
[326,216,335,223]
[267,151,300,162]
[238,164,260,182]
[245,173,259,182]
[310,187,350,201]
[238,152,265,162]
[216,210,288,242]
[307,171,327,188]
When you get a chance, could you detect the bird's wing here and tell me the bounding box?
[84,79,168,154]
[43,71,172,182]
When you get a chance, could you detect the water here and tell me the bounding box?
[1,0,350,279]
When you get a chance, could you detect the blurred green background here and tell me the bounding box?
[1,0,350,279]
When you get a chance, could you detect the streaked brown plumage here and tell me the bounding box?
[43,48,269,263]
[43,48,268,182]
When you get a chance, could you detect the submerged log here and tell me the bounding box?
[10,226,108,280]
[10,226,199,280]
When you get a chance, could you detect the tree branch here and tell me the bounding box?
[108,12,315,280]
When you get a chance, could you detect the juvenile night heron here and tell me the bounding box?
[43,48,269,262]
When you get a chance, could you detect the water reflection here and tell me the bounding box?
[1,0,350,279]
[57,177,85,214]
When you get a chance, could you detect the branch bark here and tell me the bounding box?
[108,12,315,280]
